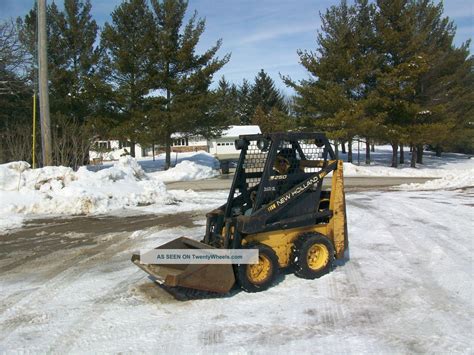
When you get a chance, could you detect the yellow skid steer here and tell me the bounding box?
[132,132,348,295]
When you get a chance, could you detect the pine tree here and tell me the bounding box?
[48,0,101,123]
[441,44,474,154]
[100,0,155,156]
[251,106,294,133]
[251,69,287,115]
[284,0,362,161]
[0,19,32,163]
[18,0,102,167]
[370,0,466,167]
[353,0,379,164]
[237,79,253,125]
[149,0,230,169]
[214,76,240,125]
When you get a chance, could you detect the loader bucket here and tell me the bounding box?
[131,237,235,294]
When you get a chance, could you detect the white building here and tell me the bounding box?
[171,134,208,152]
[89,125,261,163]
[208,125,261,160]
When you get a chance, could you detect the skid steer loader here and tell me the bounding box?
[132,132,348,295]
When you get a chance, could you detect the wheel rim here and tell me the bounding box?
[246,255,272,284]
[306,244,329,270]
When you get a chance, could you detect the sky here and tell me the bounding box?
[1,0,473,95]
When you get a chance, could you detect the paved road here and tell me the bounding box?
[165,175,436,191]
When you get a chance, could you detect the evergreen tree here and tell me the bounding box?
[214,76,240,124]
[440,44,474,155]
[0,19,32,163]
[369,0,465,167]
[287,0,471,166]
[237,79,254,125]
[18,0,102,167]
[100,0,155,156]
[352,0,379,164]
[149,0,230,169]
[251,106,294,133]
[410,1,473,157]
[48,0,101,124]
[251,69,287,115]
[284,0,362,161]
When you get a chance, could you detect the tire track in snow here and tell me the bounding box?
[363,191,472,352]
[0,230,144,347]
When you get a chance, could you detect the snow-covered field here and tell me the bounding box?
[0,188,472,353]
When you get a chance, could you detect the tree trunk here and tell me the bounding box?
[391,142,398,168]
[341,141,346,154]
[348,139,353,163]
[165,134,171,170]
[399,144,404,164]
[152,142,155,161]
[371,144,375,152]
[334,140,339,160]
[365,139,370,165]
[130,141,136,157]
[410,145,417,168]
[435,145,442,157]
[416,144,423,164]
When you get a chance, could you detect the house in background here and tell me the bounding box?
[170,134,208,152]
[89,125,261,163]
[208,125,261,160]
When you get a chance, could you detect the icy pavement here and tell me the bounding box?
[0,189,472,353]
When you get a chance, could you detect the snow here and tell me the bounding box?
[1,146,473,233]
[91,150,220,173]
[0,152,220,232]
[0,144,473,353]
[0,188,472,353]
[341,144,473,178]
[398,169,474,190]
[149,160,218,182]
[221,125,261,137]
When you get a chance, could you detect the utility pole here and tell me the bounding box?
[38,0,53,166]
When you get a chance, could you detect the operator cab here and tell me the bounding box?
[228,133,334,218]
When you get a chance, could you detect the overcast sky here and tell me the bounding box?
[1,0,472,94]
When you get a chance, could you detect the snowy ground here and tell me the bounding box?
[0,187,472,353]
[0,146,473,353]
[342,145,473,178]
[1,147,472,233]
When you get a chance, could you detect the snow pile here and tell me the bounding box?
[149,160,218,182]
[336,144,473,178]
[398,169,474,190]
[342,160,473,178]
[0,158,175,228]
[0,153,222,232]
[137,151,220,173]
[342,162,431,177]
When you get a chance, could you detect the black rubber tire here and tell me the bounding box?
[236,244,279,293]
[291,233,334,279]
